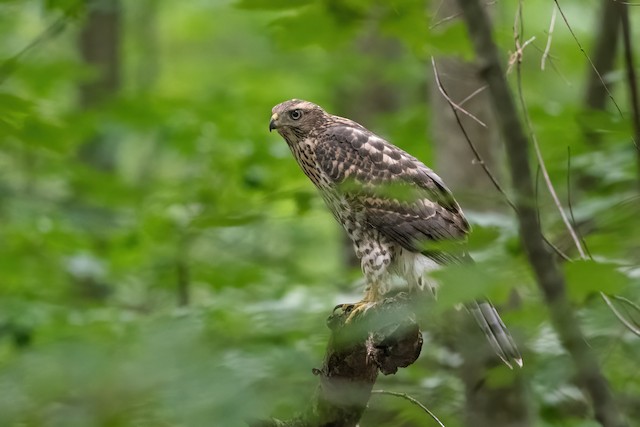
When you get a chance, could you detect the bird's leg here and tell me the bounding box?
[333,243,391,323]
[362,283,382,303]
[340,283,382,323]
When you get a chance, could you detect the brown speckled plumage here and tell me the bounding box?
[269,99,522,368]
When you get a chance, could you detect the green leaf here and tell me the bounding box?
[564,260,628,302]
[269,4,357,49]
[0,92,33,132]
[0,92,33,114]
[235,0,313,10]
[433,258,525,309]
[485,365,518,388]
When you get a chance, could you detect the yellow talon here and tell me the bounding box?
[344,301,376,323]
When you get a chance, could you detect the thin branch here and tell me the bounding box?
[432,57,512,207]
[430,0,447,28]
[613,295,640,313]
[535,165,542,231]
[541,4,558,70]
[612,294,640,335]
[458,84,487,107]
[584,0,621,114]
[513,9,587,259]
[619,3,640,185]
[567,148,640,336]
[0,14,69,85]
[532,42,572,86]
[431,56,571,261]
[371,390,446,427]
[566,147,593,259]
[611,0,640,5]
[600,293,640,337]
[507,36,536,75]
[253,295,423,427]
[456,0,628,425]
[429,1,498,30]
[430,11,462,30]
[520,0,640,351]
[535,164,570,262]
[535,164,573,261]
[543,232,572,261]
[431,58,487,128]
[553,0,639,151]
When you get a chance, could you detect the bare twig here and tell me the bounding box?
[566,150,640,336]
[371,390,446,427]
[431,58,487,128]
[456,0,628,424]
[584,0,621,114]
[507,36,536,75]
[430,11,462,30]
[522,93,586,257]
[611,294,640,335]
[253,295,422,427]
[534,165,571,262]
[432,58,512,207]
[458,84,488,107]
[619,3,640,184]
[431,56,571,261]
[521,0,640,352]
[512,6,587,260]
[0,14,69,85]
[532,42,572,86]
[566,147,593,259]
[554,0,639,151]
[549,0,640,340]
[601,293,640,337]
[541,5,558,70]
[613,295,640,313]
[430,1,498,30]
[611,0,640,5]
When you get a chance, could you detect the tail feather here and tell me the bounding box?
[468,300,523,369]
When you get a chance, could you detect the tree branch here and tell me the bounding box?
[370,390,446,427]
[584,0,622,113]
[554,0,637,151]
[619,2,640,188]
[250,294,423,427]
[455,1,628,426]
[513,3,587,260]
[431,56,571,262]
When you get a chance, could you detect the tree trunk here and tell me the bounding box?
[456,0,628,424]
[429,2,530,426]
[77,0,122,171]
[584,0,621,114]
[252,295,422,427]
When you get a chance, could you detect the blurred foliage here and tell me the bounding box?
[0,0,639,426]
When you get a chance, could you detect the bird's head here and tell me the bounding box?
[269,99,327,141]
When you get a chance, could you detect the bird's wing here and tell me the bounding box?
[314,125,470,264]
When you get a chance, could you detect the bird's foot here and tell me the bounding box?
[334,300,378,323]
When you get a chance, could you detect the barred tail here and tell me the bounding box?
[468,300,523,369]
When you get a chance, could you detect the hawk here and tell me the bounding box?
[269,99,522,368]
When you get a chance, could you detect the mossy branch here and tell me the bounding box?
[250,293,423,427]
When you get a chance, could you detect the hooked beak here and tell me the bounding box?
[269,113,278,132]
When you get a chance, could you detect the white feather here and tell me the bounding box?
[393,249,440,294]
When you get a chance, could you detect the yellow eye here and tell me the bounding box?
[289,109,302,120]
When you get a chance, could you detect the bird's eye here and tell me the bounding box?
[289,109,302,120]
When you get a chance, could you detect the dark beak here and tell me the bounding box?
[269,113,278,132]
